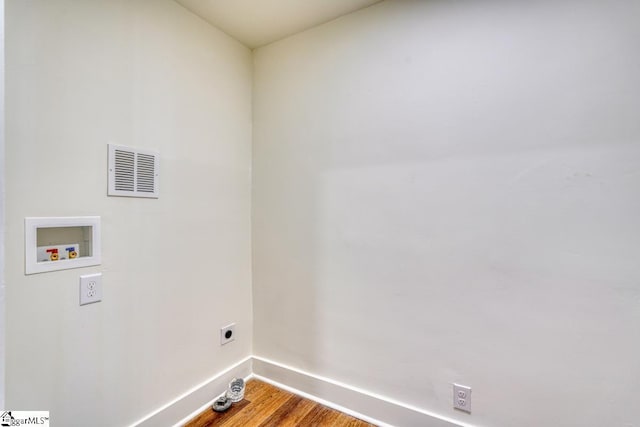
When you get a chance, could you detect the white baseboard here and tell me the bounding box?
[252,356,469,427]
[129,356,252,427]
[251,372,390,426]
[130,355,472,427]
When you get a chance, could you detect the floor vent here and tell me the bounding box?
[108,144,159,198]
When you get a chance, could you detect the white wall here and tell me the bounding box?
[5,1,252,426]
[0,0,6,410]
[252,1,640,426]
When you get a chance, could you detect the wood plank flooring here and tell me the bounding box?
[185,379,375,427]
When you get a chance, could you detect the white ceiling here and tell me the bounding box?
[174,0,382,49]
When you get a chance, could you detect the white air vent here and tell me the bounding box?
[108,144,159,198]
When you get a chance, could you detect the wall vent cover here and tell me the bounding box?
[108,144,159,198]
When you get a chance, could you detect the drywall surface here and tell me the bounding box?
[5,1,252,425]
[0,0,6,410]
[252,1,640,426]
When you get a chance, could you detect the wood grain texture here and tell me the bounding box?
[184,380,375,427]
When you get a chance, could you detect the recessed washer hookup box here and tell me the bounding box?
[25,216,101,274]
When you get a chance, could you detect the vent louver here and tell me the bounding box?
[136,153,156,193]
[114,149,135,192]
[108,144,159,198]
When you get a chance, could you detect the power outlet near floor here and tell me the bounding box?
[220,323,235,345]
[79,273,102,306]
[453,383,471,413]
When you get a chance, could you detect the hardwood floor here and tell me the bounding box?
[185,379,375,427]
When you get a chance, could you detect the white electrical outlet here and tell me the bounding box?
[220,323,235,345]
[453,383,471,413]
[80,273,102,305]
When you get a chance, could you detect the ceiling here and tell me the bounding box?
[174,0,382,49]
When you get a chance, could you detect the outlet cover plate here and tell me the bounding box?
[80,273,102,305]
[220,323,235,345]
[453,383,471,413]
